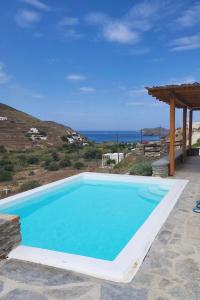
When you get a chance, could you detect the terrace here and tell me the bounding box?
[0,158,199,299]
[146,83,200,176]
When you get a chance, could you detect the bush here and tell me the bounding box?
[73,161,84,169]
[52,151,60,161]
[17,154,27,161]
[0,159,14,172]
[83,149,102,160]
[62,143,82,153]
[42,158,51,168]
[59,158,71,168]
[106,158,116,165]
[20,180,41,192]
[129,161,152,176]
[0,145,7,153]
[46,161,60,171]
[27,155,39,164]
[0,170,13,182]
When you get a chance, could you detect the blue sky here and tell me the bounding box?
[0,0,200,130]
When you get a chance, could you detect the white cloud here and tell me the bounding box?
[126,101,155,107]
[167,75,197,85]
[86,1,161,44]
[79,87,95,93]
[128,88,146,97]
[0,62,11,84]
[103,21,139,44]
[15,10,41,28]
[64,29,83,39]
[59,17,79,26]
[31,93,45,99]
[170,33,200,51]
[21,0,50,11]
[66,74,87,81]
[177,3,200,28]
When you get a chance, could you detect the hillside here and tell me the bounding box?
[142,127,169,137]
[0,103,84,150]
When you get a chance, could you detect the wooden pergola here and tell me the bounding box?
[146,83,200,176]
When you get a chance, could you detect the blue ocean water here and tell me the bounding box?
[79,131,160,143]
[0,179,168,261]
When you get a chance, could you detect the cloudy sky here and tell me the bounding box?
[0,0,200,130]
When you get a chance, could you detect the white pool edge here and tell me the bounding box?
[1,172,188,283]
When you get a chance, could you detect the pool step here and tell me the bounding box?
[137,188,161,204]
[148,186,166,197]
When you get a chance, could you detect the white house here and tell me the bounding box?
[29,128,39,134]
[102,153,125,168]
[67,137,75,144]
[0,116,8,121]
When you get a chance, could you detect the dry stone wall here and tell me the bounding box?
[0,214,21,259]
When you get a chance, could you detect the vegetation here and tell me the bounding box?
[20,180,41,191]
[27,155,39,165]
[0,170,13,182]
[46,161,60,171]
[59,158,71,168]
[106,158,116,165]
[83,148,102,160]
[74,161,84,169]
[0,145,7,153]
[0,141,137,191]
[193,138,200,148]
[129,161,152,176]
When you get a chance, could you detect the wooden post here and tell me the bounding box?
[188,110,193,151]
[169,97,175,176]
[182,107,187,159]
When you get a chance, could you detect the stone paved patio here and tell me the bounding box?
[0,156,199,300]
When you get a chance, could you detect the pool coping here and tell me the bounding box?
[0,172,188,283]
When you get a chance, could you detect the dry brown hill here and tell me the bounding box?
[0,103,81,150]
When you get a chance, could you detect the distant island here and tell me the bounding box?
[141,127,169,137]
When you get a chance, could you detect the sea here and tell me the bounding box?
[79,131,160,144]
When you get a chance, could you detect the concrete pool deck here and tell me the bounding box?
[0,156,199,299]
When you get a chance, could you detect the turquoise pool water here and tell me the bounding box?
[0,179,169,261]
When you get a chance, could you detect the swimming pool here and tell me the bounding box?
[0,173,187,282]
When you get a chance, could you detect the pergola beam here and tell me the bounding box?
[171,92,192,109]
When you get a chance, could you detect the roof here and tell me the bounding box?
[146,83,200,109]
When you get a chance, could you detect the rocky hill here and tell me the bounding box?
[142,127,169,137]
[0,103,84,150]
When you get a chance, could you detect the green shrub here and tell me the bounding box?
[0,145,7,153]
[17,154,27,161]
[83,149,102,160]
[20,180,41,191]
[59,159,71,168]
[46,161,60,171]
[52,151,60,161]
[27,155,39,164]
[0,159,14,172]
[0,170,13,182]
[106,158,116,165]
[129,161,152,176]
[62,143,82,153]
[73,161,84,169]
[42,158,51,168]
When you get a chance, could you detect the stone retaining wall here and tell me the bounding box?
[152,159,169,177]
[0,214,21,259]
